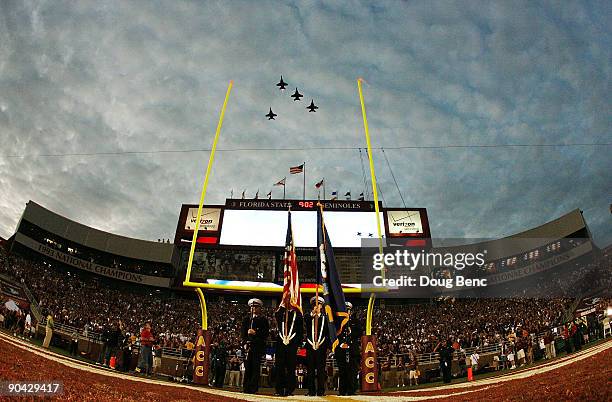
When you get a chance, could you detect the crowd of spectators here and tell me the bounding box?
[0,245,609,364]
[361,298,572,357]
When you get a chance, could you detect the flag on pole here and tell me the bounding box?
[331,191,338,201]
[254,190,259,199]
[316,205,348,352]
[290,164,304,174]
[358,192,365,201]
[281,211,302,313]
[267,191,272,199]
[274,178,286,186]
[345,191,351,200]
[315,179,324,188]
[241,190,246,199]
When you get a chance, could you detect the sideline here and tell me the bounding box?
[0,332,610,401]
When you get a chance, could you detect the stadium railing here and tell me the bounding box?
[39,319,102,343]
[21,282,43,323]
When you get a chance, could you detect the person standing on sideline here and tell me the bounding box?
[336,301,361,395]
[136,322,155,375]
[470,348,480,372]
[241,298,269,394]
[228,355,241,388]
[274,302,303,396]
[213,340,228,388]
[70,329,79,356]
[305,296,329,397]
[409,349,419,386]
[42,312,54,349]
[436,340,453,383]
[24,312,32,339]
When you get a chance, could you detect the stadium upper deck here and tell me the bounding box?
[2,200,601,294]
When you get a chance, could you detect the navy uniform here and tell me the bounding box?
[336,301,362,395]
[438,340,453,383]
[241,298,269,394]
[305,296,329,396]
[274,305,303,396]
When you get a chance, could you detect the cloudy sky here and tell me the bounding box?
[0,1,610,246]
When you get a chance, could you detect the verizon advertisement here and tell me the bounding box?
[184,208,222,232]
[384,209,429,238]
[15,233,171,288]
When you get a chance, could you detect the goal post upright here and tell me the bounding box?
[183,80,234,330]
[357,78,384,336]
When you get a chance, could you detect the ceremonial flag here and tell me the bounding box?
[316,205,348,351]
[345,191,351,200]
[281,211,302,312]
[290,164,304,174]
[274,178,286,186]
[331,191,338,201]
[315,179,324,188]
[267,191,272,199]
[358,192,364,201]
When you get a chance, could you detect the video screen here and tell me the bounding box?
[188,249,276,282]
[219,210,384,247]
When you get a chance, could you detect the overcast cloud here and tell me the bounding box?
[0,0,610,246]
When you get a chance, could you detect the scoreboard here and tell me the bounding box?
[224,199,381,212]
[174,199,428,244]
[173,199,431,290]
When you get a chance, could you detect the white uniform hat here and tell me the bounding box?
[248,298,263,307]
[345,301,353,310]
[310,296,325,306]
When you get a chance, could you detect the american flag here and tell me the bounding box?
[289,164,304,174]
[281,211,302,312]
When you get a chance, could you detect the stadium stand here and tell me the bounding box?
[0,203,610,387]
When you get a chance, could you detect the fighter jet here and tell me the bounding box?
[266,108,277,120]
[291,88,303,101]
[276,76,288,91]
[307,99,318,112]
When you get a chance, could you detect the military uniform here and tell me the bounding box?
[305,297,328,396]
[241,299,269,394]
[336,304,362,395]
[274,307,303,396]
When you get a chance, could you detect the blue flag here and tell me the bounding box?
[316,205,348,351]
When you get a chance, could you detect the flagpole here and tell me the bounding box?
[284,177,286,200]
[284,208,290,341]
[357,78,384,337]
[303,161,306,201]
[183,80,233,333]
[323,178,326,200]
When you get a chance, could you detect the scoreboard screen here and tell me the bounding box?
[173,199,430,291]
[219,210,384,247]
